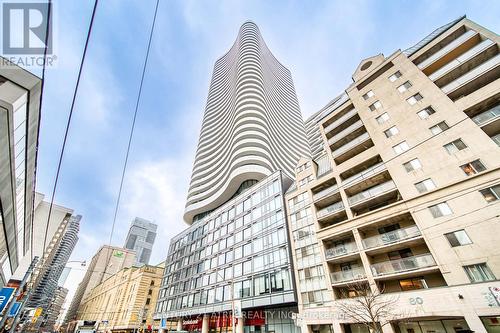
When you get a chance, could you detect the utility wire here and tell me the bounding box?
[108,0,160,246]
[42,0,100,252]
[93,0,160,296]
[60,4,161,324]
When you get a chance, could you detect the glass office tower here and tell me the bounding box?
[156,172,300,333]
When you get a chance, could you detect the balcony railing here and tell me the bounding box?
[347,180,397,206]
[472,105,500,126]
[492,133,500,147]
[330,267,366,283]
[418,30,477,69]
[325,242,357,260]
[362,225,421,249]
[324,108,358,134]
[342,162,386,187]
[316,201,344,219]
[370,253,436,277]
[441,53,500,94]
[328,120,364,146]
[313,184,339,202]
[315,154,332,178]
[429,39,495,81]
[332,132,371,158]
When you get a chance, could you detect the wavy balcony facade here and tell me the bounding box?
[184,22,309,224]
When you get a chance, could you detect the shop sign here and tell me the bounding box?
[183,318,202,330]
[233,300,242,318]
[8,302,21,317]
[0,287,15,313]
[245,310,265,326]
[484,286,500,307]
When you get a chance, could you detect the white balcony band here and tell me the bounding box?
[184,22,309,224]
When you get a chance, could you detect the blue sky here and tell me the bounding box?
[29,0,499,306]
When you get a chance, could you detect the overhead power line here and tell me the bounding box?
[42,0,100,252]
[108,0,160,245]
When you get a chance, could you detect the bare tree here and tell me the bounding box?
[335,281,402,333]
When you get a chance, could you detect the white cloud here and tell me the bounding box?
[115,156,192,263]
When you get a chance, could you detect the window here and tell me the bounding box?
[414,178,436,193]
[460,160,486,176]
[445,230,472,247]
[397,81,412,93]
[388,71,402,82]
[444,139,467,154]
[407,93,423,105]
[233,263,242,277]
[428,202,452,218]
[369,100,382,111]
[480,185,500,202]
[384,126,399,138]
[254,274,269,295]
[429,121,449,135]
[417,106,436,119]
[393,141,410,155]
[362,90,374,100]
[243,260,252,275]
[146,231,156,244]
[464,263,495,282]
[403,158,422,172]
[376,112,390,124]
[399,277,428,291]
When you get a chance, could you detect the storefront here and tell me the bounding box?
[481,316,500,333]
[396,318,470,333]
[343,318,471,333]
[174,307,299,333]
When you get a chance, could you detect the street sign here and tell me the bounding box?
[233,300,242,318]
[8,302,21,317]
[0,287,16,313]
[34,307,43,317]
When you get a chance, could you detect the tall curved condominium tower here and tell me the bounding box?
[184,22,309,224]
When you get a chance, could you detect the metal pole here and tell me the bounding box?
[0,256,39,330]
[231,279,235,333]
